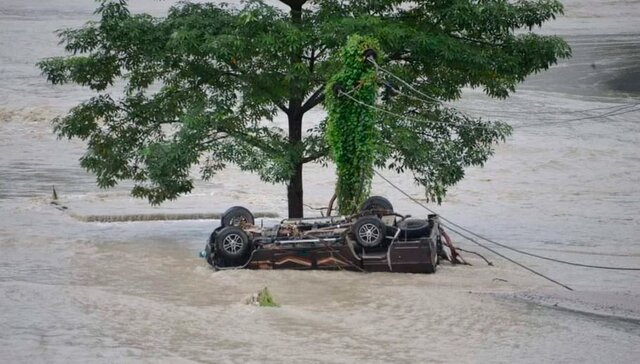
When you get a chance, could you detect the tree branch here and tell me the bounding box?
[301,86,325,112]
[449,33,499,47]
[301,150,328,164]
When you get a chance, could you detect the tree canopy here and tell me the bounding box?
[38,0,570,217]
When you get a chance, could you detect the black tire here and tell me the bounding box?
[205,226,224,266]
[352,216,386,248]
[221,206,254,227]
[397,218,431,239]
[215,226,251,260]
[360,196,393,214]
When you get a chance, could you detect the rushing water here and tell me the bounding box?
[1,1,640,362]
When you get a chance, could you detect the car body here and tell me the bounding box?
[201,197,441,274]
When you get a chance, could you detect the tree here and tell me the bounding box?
[38,0,570,218]
[325,35,381,215]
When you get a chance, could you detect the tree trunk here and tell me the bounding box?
[287,162,303,218]
[287,111,304,218]
[286,1,305,218]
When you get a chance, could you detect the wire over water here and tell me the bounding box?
[373,170,640,271]
[367,57,640,128]
[339,90,496,129]
[443,223,574,290]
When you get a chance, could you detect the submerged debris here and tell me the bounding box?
[245,287,279,307]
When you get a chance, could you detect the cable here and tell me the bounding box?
[380,79,639,118]
[373,170,640,271]
[368,57,443,104]
[458,102,640,116]
[371,59,496,125]
[369,57,640,128]
[516,104,640,128]
[569,41,640,46]
[357,59,640,274]
[456,247,494,266]
[442,220,640,271]
[371,174,576,291]
[345,87,640,132]
[339,90,500,130]
[442,223,574,291]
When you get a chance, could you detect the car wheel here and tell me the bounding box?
[397,218,431,239]
[221,206,255,227]
[205,226,223,265]
[360,196,393,214]
[215,226,251,260]
[352,216,386,248]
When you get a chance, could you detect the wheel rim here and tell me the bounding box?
[222,234,244,254]
[358,223,380,246]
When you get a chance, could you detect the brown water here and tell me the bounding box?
[1,1,640,362]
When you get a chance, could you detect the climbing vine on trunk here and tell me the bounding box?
[325,35,381,215]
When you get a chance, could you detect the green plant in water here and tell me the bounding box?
[257,287,279,307]
[325,35,381,215]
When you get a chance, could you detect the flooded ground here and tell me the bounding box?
[1,0,639,362]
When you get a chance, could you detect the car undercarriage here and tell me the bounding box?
[201,197,443,274]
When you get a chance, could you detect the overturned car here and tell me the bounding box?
[201,197,442,274]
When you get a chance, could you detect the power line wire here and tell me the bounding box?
[442,222,574,290]
[368,57,640,128]
[373,170,640,271]
[457,102,639,116]
[516,104,640,128]
[368,57,442,104]
[381,78,639,117]
[341,87,639,133]
[339,90,501,130]
[361,58,640,275]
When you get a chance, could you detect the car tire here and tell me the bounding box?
[360,196,393,214]
[205,226,223,265]
[397,218,431,239]
[352,216,386,248]
[221,206,255,227]
[215,226,251,260]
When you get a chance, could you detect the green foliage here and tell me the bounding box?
[38,0,570,211]
[325,35,380,215]
[257,287,279,307]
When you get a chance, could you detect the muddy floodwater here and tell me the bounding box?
[1,1,640,363]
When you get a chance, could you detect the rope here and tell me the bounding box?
[373,170,640,271]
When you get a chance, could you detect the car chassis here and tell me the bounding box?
[202,197,442,274]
